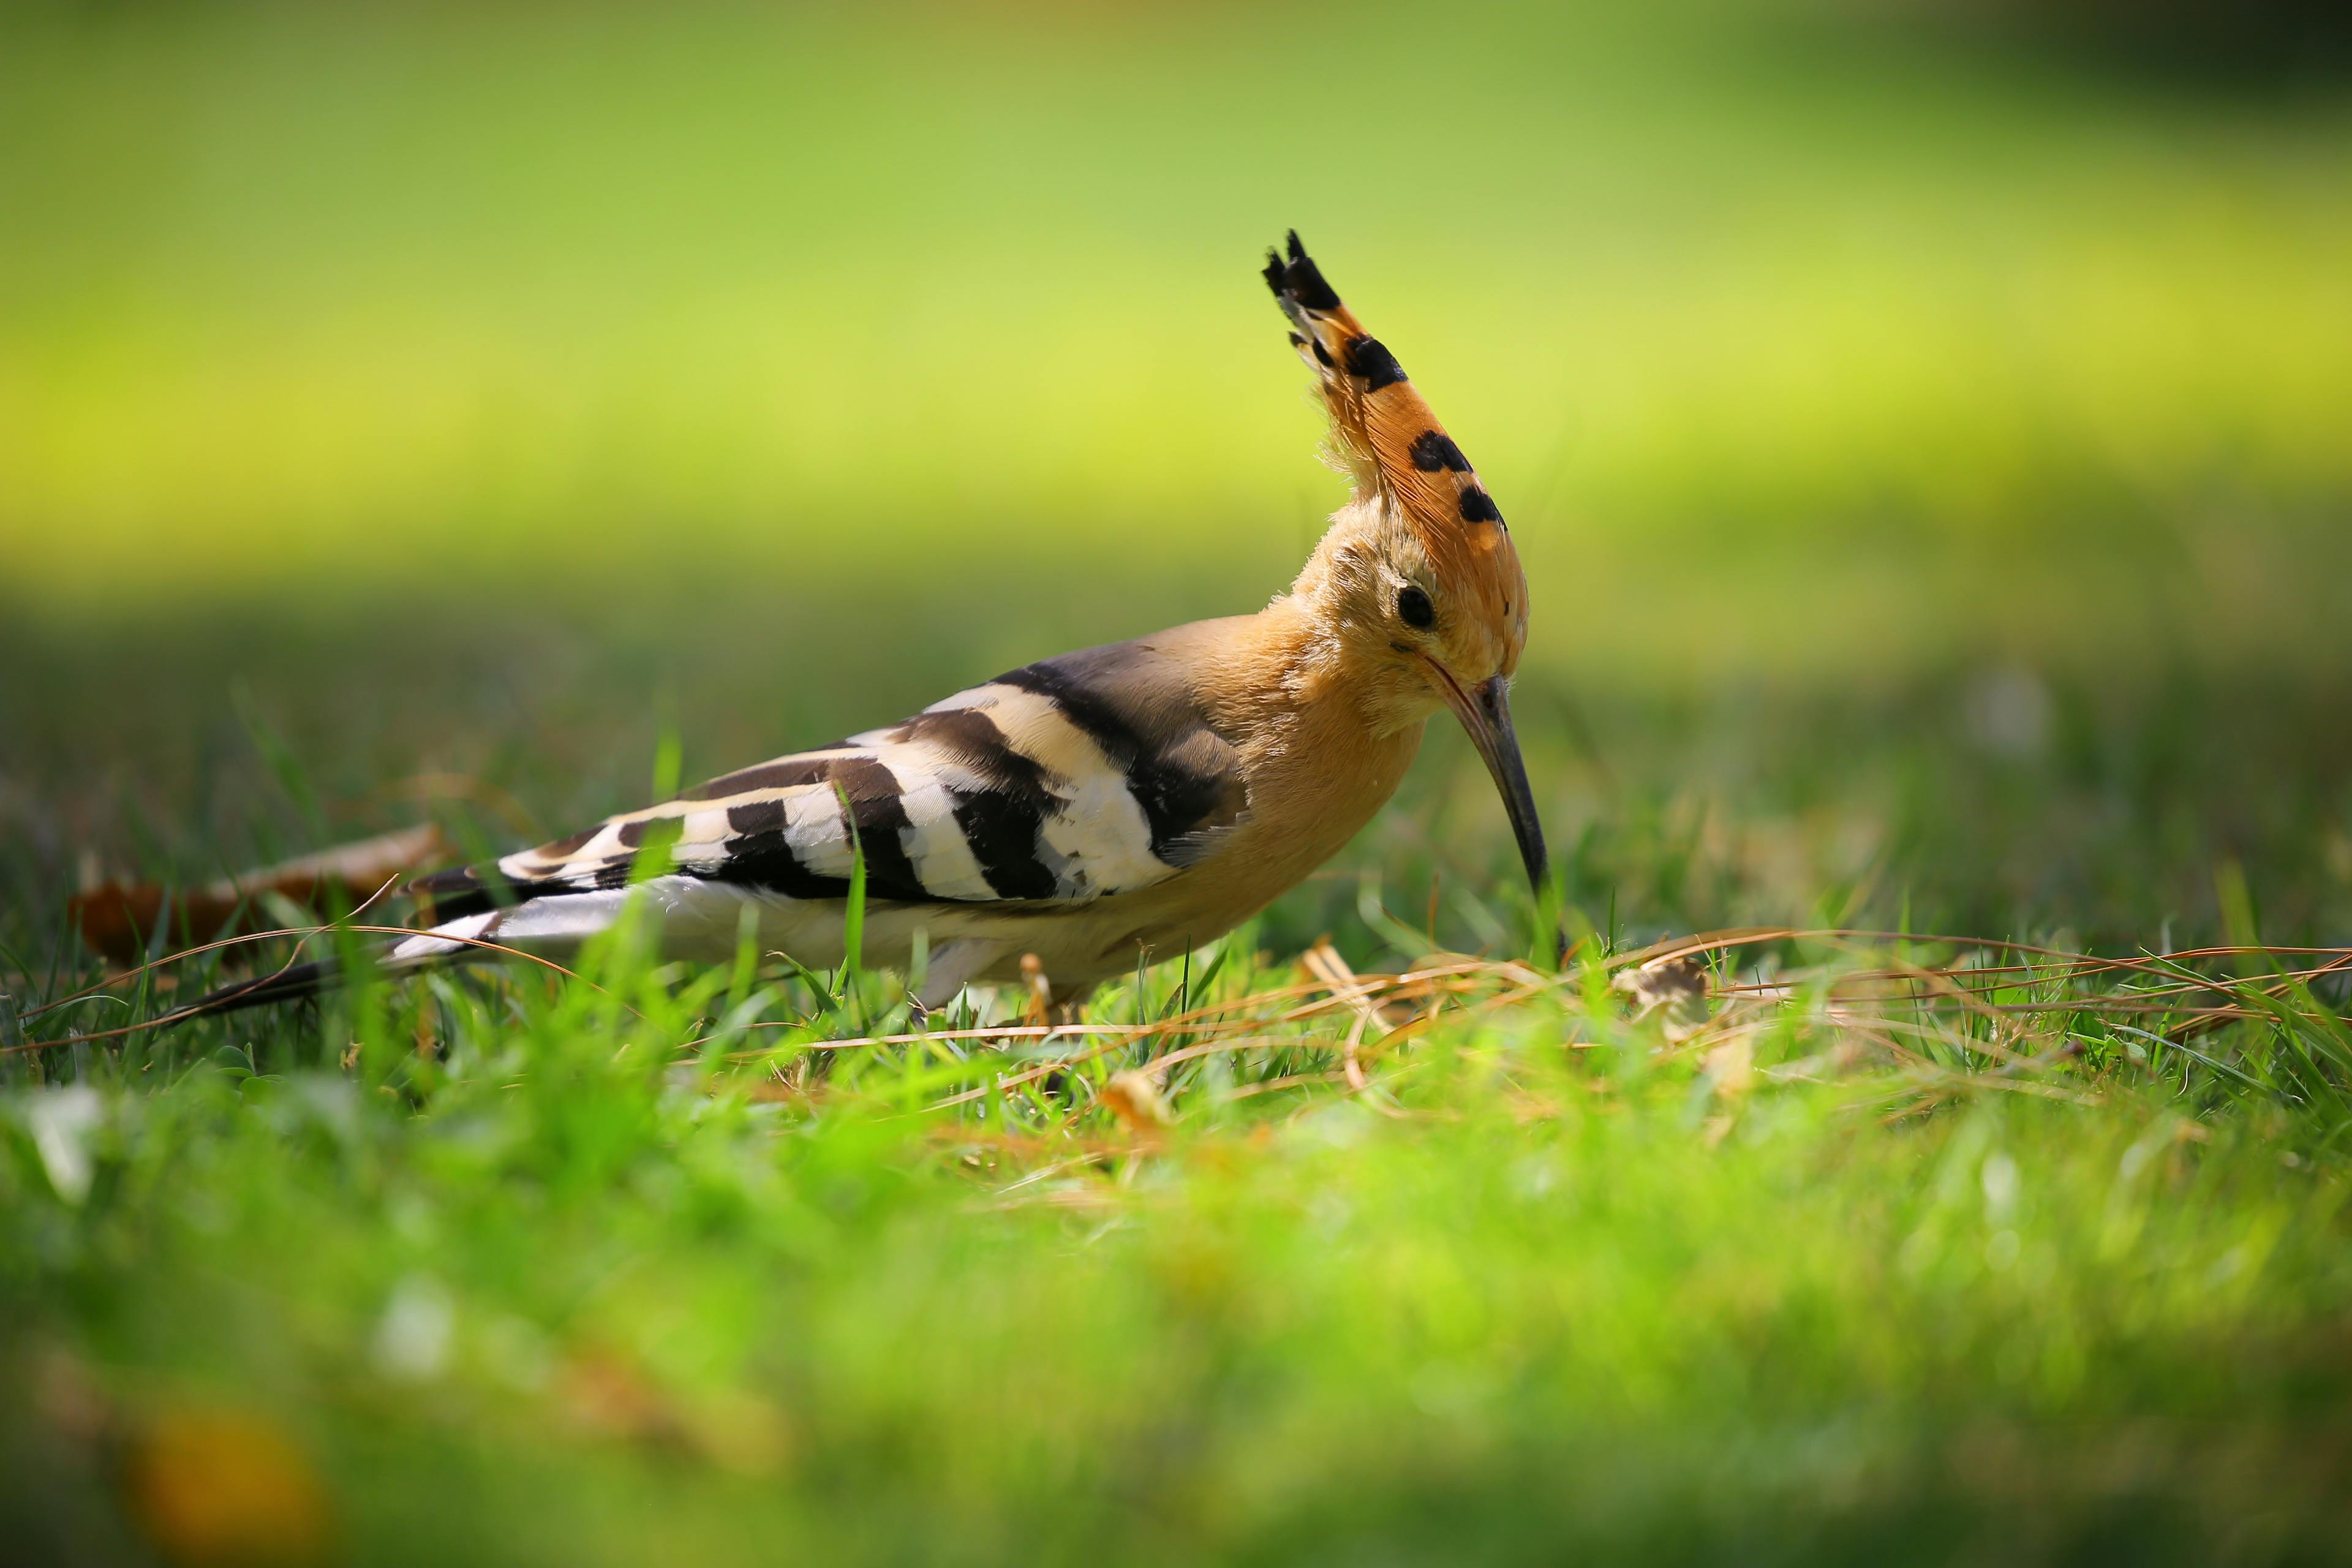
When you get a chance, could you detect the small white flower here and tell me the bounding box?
[28,1087,104,1206]
[1980,1150,2020,1223]
[373,1276,456,1382]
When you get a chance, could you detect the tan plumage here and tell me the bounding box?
[188,235,1547,1021]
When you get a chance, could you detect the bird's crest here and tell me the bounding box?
[1263,232,1517,609]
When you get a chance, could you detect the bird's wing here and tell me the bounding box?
[410,639,1248,921]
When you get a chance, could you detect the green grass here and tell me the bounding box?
[5,0,2350,664]
[6,0,2352,1561]
[8,916,2352,1564]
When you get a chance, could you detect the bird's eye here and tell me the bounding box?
[1396,584,1436,630]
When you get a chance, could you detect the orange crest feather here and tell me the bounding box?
[1262,233,1515,597]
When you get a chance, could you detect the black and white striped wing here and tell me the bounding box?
[412,646,1247,919]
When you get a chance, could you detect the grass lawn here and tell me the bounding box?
[5,1,2352,1561]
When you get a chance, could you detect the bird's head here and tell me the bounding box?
[1265,233,1547,902]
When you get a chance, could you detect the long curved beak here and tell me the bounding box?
[1428,665,1550,900]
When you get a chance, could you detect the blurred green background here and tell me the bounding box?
[10,6,2352,1564]
[5,0,2351,945]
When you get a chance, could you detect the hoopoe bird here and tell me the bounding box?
[192,235,1546,1020]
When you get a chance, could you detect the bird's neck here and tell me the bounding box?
[1197,594,1427,858]
[1207,586,1433,734]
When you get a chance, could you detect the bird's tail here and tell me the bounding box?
[1262,230,1509,547]
[168,880,655,1023]
[175,907,513,1021]
[183,956,354,1016]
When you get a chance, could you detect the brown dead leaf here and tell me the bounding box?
[1612,953,1713,1042]
[1101,1069,1172,1137]
[70,823,451,964]
[119,1403,334,1566]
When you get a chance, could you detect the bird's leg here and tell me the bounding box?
[1017,954,1053,1028]
[1008,954,1092,1103]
